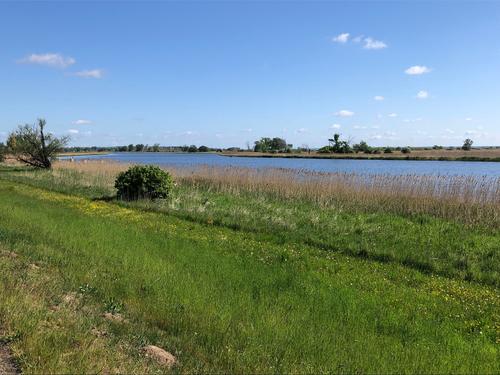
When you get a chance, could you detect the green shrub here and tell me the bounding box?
[0,142,6,162]
[401,147,411,154]
[383,147,393,154]
[115,165,173,201]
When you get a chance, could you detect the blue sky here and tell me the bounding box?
[0,1,499,148]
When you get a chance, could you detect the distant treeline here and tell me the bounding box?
[62,144,242,153]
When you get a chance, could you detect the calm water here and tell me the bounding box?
[67,152,500,177]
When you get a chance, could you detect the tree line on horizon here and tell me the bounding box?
[0,118,487,168]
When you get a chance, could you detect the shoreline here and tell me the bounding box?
[220,152,500,162]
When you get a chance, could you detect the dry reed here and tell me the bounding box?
[54,160,500,228]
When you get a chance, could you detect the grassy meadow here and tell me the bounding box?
[0,161,499,373]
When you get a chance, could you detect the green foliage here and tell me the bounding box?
[462,138,474,151]
[254,137,288,152]
[188,145,198,152]
[401,147,412,154]
[353,140,371,154]
[7,118,69,169]
[198,145,209,152]
[115,165,173,200]
[327,134,353,153]
[0,142,6,162]
[135,144,145,152]
[383,147,393,154]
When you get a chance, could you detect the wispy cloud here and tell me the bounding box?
[388,113,398,118]
[403,118,423,123]
[444,128,455,134]
[416,90,429,99]
[465,117,473,121]
[405,65,431,75]
[72,119,92,125]
[180,130,198,136]
[374,95,384,101]
[295,127,308,134]
[363,37,387,50]
[67,129,79,134]
[18,53,75,68]
[333,33,387,50]
[72,69,103,79]
[335,110,354,117]
[330,124,341,129]
[332,33,350,43]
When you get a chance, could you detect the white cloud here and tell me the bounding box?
[405,65,431,75]
[374,95,384,101]
[18,53,75,68]
[68,129,79,134]
[295,128,308,134]
[335,110,354,117]
[330,124,341,129]
[73,69,103,79]
[465,117,473,121]
[416,90,429,99]
[72,119,92,125]
[369,134,383,140]
[181,130,198,136]
[353,125,367,129]
[388,113,398,118]
[332,33,350,43]
[242,128,253,133]
[363,37,387,50]
[444,128,455,134]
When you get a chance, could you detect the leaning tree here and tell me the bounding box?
[7,118,69,169]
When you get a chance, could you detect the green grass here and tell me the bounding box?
[2,165,499,286]
[0,169,499,373]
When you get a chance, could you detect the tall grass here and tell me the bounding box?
[0,179,498,373]
[52,160,500,228]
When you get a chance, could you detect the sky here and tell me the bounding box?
[0,1,499,148]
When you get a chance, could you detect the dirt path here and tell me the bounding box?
[0,345,18,374]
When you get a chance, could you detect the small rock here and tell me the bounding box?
[144,345,176,368]
[29,263,40,270]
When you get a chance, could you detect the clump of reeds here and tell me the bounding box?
[54,160,500,228]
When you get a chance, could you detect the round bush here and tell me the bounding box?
[115,165,173,200]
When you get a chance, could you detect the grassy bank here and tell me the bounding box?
[0,163,499,373]
[223,148,500,162]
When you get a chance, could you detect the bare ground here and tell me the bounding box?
[0,345,19,375]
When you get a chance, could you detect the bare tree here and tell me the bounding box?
[7,118,69,169]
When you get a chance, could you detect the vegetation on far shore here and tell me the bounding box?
[0,161,498,373]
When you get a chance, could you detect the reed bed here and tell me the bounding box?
[51,160,500,228]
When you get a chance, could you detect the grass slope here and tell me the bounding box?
[0,177,498,373]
